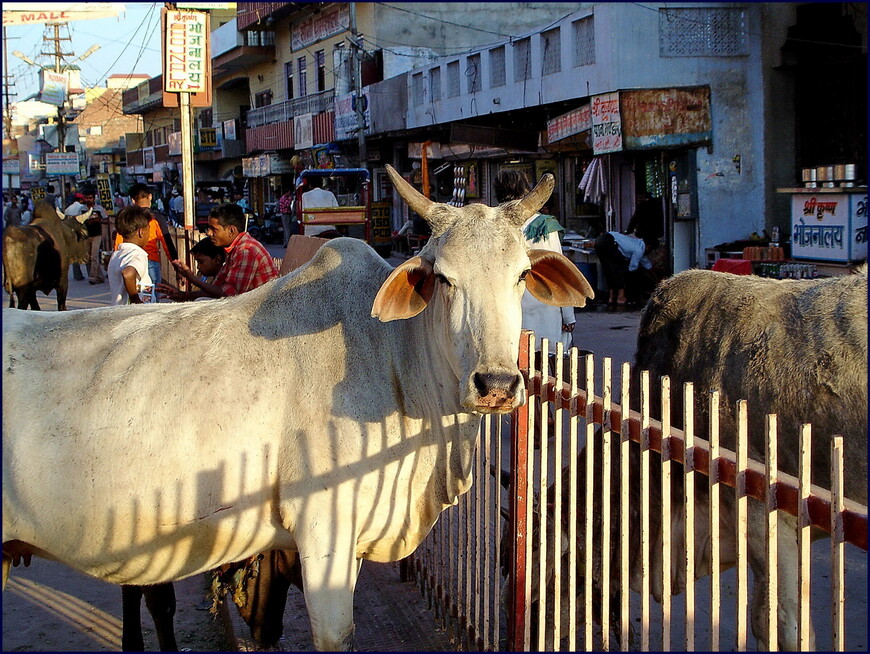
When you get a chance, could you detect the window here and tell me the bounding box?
[429,67,441,101]
[285,61,294,100]
[513,37,531,82]
[199,108,213,127]
[573,16,595,66]
[88,125,102,136]
[254,90,272,108]
[297,56,308,97]
[541,28,561,75]
[412,72,424,106]
[315,50,326,92]
[467,53,481,93]
[659,7,748,57]
[447,60,460,98]
[489,46,505,88]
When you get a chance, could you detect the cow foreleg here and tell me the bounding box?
[121,585,146,652]
[2,553,11,589]
[297,536,358,651]
[143,583,178,651]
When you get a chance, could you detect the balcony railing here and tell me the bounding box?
[246,90,335,128]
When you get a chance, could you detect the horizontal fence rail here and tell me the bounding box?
[406,331,868,651]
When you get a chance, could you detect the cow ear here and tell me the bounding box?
[526,249,595,308]
[372,256,436,322]
[56,208,65,220]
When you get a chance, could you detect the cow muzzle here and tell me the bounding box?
[467,370,524,414]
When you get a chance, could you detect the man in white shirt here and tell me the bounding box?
[299,176,339,237]
[594,231,658,306]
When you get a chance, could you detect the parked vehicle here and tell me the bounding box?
[294,168,391,256]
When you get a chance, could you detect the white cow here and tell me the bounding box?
[2,165,593,650]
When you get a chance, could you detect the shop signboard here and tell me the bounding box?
[162,7,211,107]
[2,3,120,25]
[222,119,236,141]
[334,90,370,141]
[95,174,113,212]
[547,104,591,143]
[370,201,392,248]
[198,127,218,150]
[295,113,313,149]
[40,71,68,107]
[291,3,348,51]
[620,86,712,149]
[267,154,292,175]
[45,152,79,175]
[30,186,46,204]
[791,192,868,263]
[168,131,182,156]
[590,92,622,154]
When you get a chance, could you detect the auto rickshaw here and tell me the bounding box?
[294,168,392,257]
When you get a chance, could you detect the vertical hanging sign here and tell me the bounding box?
[591,91,623,154]
[161,8,212,107]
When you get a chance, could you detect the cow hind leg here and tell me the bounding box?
[143,583,179,651]
[297,538,358,651]
[748,511,815,651]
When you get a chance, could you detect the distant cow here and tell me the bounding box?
[633,267,868,650]
[2,164,593,651]
[3,201,90,310]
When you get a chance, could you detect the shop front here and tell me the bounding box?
[546,86,712,279]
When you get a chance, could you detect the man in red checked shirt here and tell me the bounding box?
[163,203,278,299]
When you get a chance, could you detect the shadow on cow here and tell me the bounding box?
[2,165,593,651]
[2,201,90,310]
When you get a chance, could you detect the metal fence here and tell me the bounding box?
[405,331,868,651]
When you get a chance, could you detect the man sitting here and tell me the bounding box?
[167,203,278,299]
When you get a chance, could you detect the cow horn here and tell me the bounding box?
[385,164,454,236]
[512,173,555,226]
[55,207,65,220]
[77,208,92,224]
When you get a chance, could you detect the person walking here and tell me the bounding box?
[169,188,184,227]
[3,196,22,229]
[278,188,295,247]
[82,189,109,284]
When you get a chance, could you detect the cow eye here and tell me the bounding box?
[435,273,452,287]
[519,270,530,284]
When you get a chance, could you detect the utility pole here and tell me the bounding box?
[348,4,367,166]
[2,27,17,137]
[44,22,74,194]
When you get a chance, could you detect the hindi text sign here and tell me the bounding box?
[162,8,211,107]
[591,91,622,154]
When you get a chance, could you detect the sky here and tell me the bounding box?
[4,3,164,102]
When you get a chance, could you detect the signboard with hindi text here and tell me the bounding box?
[590,92,622,154]
[45,152,79,175]
[791,192,868,263]
[162,8,212,107]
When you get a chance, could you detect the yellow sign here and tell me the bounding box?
[371,201,392,245]
[198,128,217,148]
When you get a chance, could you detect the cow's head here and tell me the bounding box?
[373,164,593,414]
